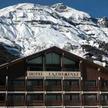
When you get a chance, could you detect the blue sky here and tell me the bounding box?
[0,0,108,17]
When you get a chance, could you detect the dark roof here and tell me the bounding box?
[0,46,108,72]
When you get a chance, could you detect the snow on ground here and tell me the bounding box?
[0,3,108,66]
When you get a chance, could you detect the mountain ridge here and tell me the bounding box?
[0,3,108,67]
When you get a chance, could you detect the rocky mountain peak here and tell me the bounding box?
[0,3,108,67]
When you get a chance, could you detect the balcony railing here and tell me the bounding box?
[100,86,108,91]
[83,86,98,91]
[27,85,44,91]
[8,85,25,91]
[64,100,80,106]
[45,85,62,91]
[64,85,80,91]
[0,85,6,91]
[0,101,5,106]
[83,100,98,106]
[45,100,62,106]
[101,101,108,105]
[7,101,25,106]
[27,100,44,106]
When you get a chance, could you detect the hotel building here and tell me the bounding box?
[0,46,108,108]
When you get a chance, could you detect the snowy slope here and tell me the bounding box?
[0,3,108,67]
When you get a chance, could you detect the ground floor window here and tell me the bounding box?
[27,93,44,106]
[83,94,97,105]
[7,93,25,106]
[101,94,108,105]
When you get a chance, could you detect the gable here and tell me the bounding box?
[26,48,79,71]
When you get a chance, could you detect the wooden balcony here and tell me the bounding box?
[64,100,81,106]
[0,101,5,106]
[45,85,62,91]
[0,85,5,91]
[45,100,62,106]
[83,100,98,106]
[27,85,44,91]
[100,86,108,91]
[101,101,108,105]
[83,86,98,91]
[7,101,25,106]
[8,85,25,91]
[63,85,80,91]
[27,100,44,106]
[83,80,98,91]
[100,80,108,91]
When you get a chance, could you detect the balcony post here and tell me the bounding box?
[97,92,100,105]
[80,92,83,106]
[97,68,101,91]
[61,78,63,91]
[5,75,8,106]
[80,77,83,106]
[79,60,84,91]
[61,93,64,106]
[25,75,27,106]
[43,78,45,91]
[61,53,64,71]
[80,77,82,91]
[25,92,27,106]
[43,93,45,106]
[25,74,27,91]
[42,54,45,71]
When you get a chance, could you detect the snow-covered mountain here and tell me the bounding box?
[0,3,108,67]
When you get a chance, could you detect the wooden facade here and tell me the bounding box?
[0,46,108,108]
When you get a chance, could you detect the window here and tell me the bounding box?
[71,80,79,86]
[0,93,5,105]
[27,52,80,71]
[46,79,61,86]
[46,94,62,105]
[83,94,97,105]
[13,80,24,85]
[46,94,62,100]
[101,80,108,87]
[0,79,5,90]
[27,56,42,64]
[28,79,43,86]
[27,79,43,91]
[84,80,96,87]
[8,79,25,91]
[8,94,25,106]
[0,93,5,101]
[46,53,61,71]
[27,53,61,71]
[64,80,79,86]
[64,94,80,106]
[63,79,79,91]
[101,94,108,105]
[84,94,97,100]
[28,65,43,71]
[0,80,5,86]
[64,94,80,100]
[46,53,60,64]
[45,79,61,91]
[101,94,108,101]
[27,56,43,71]
[63,57,75,65]
[27,94,43,101]
[63,57,79,71]
[27,94,44,106]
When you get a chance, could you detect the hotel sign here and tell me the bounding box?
[27,71,81,79]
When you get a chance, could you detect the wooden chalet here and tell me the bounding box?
[0,46,108,108]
